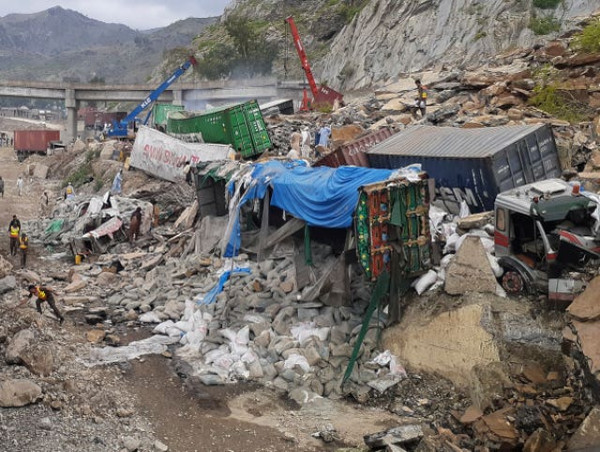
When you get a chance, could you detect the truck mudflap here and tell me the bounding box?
[548,278,585,303]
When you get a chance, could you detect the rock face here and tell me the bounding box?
[319,0,600,89]
[0,379,42,407]
[444,236,497,295]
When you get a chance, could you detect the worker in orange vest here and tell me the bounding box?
[25,285,64,324]
[8,215,21,256]
[19,233,28,268]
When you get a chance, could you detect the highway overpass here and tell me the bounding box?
[0,79,305,142]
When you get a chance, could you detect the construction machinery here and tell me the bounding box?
[284,16,344,111]
[106,55,197,138]
[494,179,600,302]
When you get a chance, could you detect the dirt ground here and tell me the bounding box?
[0,122,403,452]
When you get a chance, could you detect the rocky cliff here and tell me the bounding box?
[319,0,600,89]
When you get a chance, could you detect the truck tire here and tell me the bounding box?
[502,271,526,294]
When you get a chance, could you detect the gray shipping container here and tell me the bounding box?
[367,124,561,213]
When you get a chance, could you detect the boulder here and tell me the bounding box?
[444,236,497,295]
[0,275,17,294]
[0,255,12,278]
[331,124,365,144]
[87,329,106,343]
[0,379,42,407]
[5,329,34,364]
[33,164,49,179]
[21,345,55,376]
[567,276,600,321]
[568,406,600,450]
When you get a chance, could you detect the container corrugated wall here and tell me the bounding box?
[167,100,271,158]
[367,124,561,213]
[314,128,396,168]
[14,130,60,153]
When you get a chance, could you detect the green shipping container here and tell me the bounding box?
[166,100,271,158]
[152,104,184,127]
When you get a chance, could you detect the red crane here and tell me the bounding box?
[285,16,344,111]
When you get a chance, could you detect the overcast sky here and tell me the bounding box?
[0,0,231,30]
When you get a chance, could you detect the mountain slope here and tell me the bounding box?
[0,7,216,83]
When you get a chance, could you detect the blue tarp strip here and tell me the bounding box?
[195,267,252,305]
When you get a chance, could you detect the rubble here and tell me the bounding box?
[0,379,43,407]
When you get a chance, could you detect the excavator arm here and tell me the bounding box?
[107,55,197,138]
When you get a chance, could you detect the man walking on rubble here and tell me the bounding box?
[0,175,4,198]
[16,175,24,196]
[19,233,28,268]
[40,191,49,218]
[24,284,64,324]
[9,215,21,256]
[413,79,427,118]
[129,207,142,243]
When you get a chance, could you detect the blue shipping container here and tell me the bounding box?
[367,124,561,213]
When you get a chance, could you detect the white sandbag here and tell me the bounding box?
[139,311,162,323]
[443,233,460,254]
[440,254,454,269]
[231,361,250,380]
[153,320,175,335]
[412,269,438,295]
[284,354,311,373]
[487,253,504,278]
[290,323,330,346]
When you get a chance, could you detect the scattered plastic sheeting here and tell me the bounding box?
[194,267,252,305]
[459,200,471,218]
[83,335,179,366]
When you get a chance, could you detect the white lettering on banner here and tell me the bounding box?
[130,126,231,182]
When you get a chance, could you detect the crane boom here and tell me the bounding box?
[284,16,343,110]
[107,55,198,138]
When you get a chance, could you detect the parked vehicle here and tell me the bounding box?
[14,129,60,160]
[166,99,271,159]
[367,124,561,213]
[494,179,600,301]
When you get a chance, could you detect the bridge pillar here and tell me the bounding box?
[64,89,78,143]
[172,89,183,106]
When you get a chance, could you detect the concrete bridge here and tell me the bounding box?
[0,79,305,142]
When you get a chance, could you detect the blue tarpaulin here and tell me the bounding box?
[224,161,394,256]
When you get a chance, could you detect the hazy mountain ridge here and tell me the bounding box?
[0,6,217,84]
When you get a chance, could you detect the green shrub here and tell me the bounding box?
[529,16,560,35]
[533,0,561,9]
[529,83,586,123]
[571,19,600,53]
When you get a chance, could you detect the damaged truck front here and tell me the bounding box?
[494,179,600,302]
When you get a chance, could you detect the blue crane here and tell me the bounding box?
[106,55,198,138]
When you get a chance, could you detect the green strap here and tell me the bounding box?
[342,272,390,385]
[304,224,313,266]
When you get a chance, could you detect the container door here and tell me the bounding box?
[241,102,272,156]
[226,106,253,157]
[517,140,535,183]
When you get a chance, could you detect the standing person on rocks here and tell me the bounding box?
[25,285,64,324]
[9,215,21,256]
[16,175,24,196]
[0,175,4,198]
[129,207,142,243]
[40,191,50,218]
[64,183,75,200]
[301,127,312,159]
[111,169,123,195]
[414,79,427,118]
[19,233,28,268]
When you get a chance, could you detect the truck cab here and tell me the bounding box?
[494,179,600,301]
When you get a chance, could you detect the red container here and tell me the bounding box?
[314,127,397,168]
[14,130,60,153]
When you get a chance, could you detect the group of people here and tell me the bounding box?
[286,124,332,160]
[8,214,28,268]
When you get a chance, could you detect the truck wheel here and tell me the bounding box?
[502,271,525,294]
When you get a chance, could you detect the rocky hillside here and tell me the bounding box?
[320,0,600,89]
[193,0,600,90]
[0,6,216,84]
